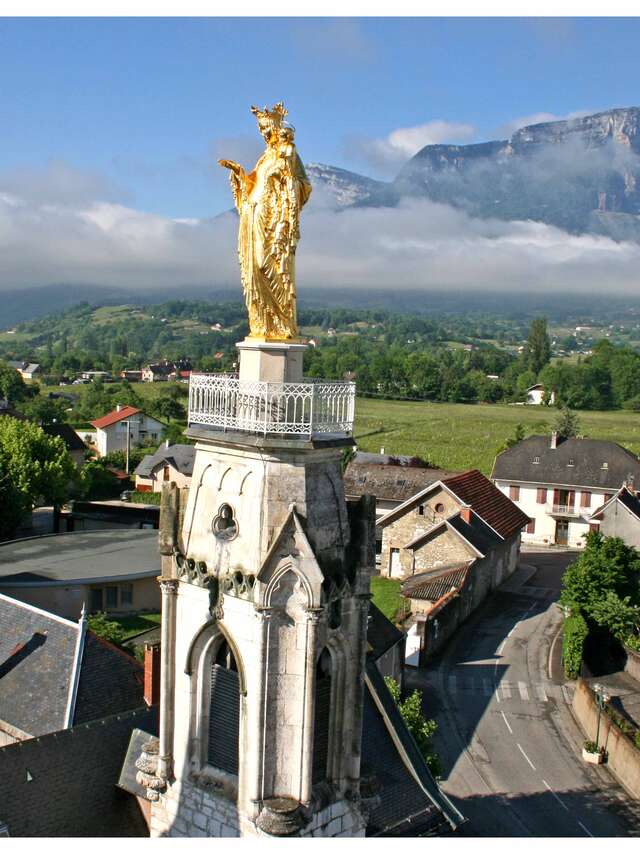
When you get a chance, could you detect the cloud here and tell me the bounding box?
[0,159,130,207]
[1,168,640,299]
[497,110,592,138]
[346,120,476,176]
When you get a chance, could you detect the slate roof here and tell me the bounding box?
[590,485,640,522]
[0,706,157,837]
[442,470,530,540]
[90,405,141,430]
[134,443,195,478]
[367,602,405,660]
[401,564,471,602]
[344,460,458,503]
[362,662,463,836]
[0,529,159,587]
[43,422,87,452]
[0,594,77,737]
[491,435,640,491]
[0,594,145,737]
[447,511,504,555]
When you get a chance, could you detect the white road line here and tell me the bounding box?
[535,684,548,702]
[517,743,536,770]
[494,689,501,704]
[501,711,513,734]
[482,678,492,697]
[578,821,594,838]
[518,681,530,701]
[542,779,569,811]
[501,681,512,699]
[507,622,520,637]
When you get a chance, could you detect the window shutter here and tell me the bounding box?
[526,519,535,534]
[553,489,560,506]
[567,491,575,509]
[208,661,240,775]
[537,488,547,504]
[581,491,592,508]
[312,651,332,784]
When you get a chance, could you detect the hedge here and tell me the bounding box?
[130,490,162,505]
[563,613,588,679]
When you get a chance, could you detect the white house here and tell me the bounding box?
[134,442,195,492]
[492,432,640,548]
[526,384,555,405]
[90,404,165,457]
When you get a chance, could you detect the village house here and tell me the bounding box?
[491,433,640,548]
[7,360,40,380]
[0,529,161,619]
[0,592,146,748]
[141,363,172,382]
[43,422,87,467]
[589,483,640,547]
[134,442,195,492]
[375,470,529,663]
[120,369,143,382]
[526,383,555,405]
[90,404,165,457]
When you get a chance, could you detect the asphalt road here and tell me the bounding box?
[407,550,640,837]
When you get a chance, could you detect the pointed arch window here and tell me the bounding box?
[207,639,240,775]
[312,648,333,784]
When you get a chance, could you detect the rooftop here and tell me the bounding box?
[134,442,195,478]
[90,405,141,430]
[0,529,159,587]
[345,460,458,504]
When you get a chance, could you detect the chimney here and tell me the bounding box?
[380,447,385,455]
[460,506,472,524]
[116,403,124,412]
[550,431,558,450]
[144,642,161,707]
[165,439,171,448]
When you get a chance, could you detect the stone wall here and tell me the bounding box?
[572,678,640,799]
[151,778,240,837]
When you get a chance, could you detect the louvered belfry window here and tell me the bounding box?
[312,649,333,784]
[207,639,240,775]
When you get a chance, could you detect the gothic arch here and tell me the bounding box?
[321,633,348,783]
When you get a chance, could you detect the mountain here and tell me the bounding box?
[310,107,640,241]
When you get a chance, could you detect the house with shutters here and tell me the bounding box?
[134,442,195,492]
[491,433,640,548]
[90,404,165,457]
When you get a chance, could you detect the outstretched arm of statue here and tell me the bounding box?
[218,158,244,176]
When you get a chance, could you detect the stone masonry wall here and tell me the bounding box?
[150,778,240,838]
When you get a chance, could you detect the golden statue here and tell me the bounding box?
[219,102,312,341]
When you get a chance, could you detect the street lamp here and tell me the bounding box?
[593,682,611,750]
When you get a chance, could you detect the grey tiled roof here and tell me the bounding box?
[0,706,158,837]
[43,422,87,452]
[134,443,195,478]
[74,633,145,725]
[362,662,463,836]
[492,435,640,490]
[344,461,458,503]
[0,529,159,586]
[401,564,471,602]
[0,594,77,736]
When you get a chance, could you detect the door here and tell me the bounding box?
[555,519,569,546]
[389,548,401,577]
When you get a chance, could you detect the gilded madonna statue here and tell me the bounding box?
[219,102,312,341]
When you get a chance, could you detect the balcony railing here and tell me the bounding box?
[551,504,581,516]
[188,373,355,438]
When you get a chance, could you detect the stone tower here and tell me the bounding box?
[149,339,375,837]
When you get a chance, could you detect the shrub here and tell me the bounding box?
[384,676,442,777]
[87,612,125,645]
[562,613,588,679]
[583,740,602,754]
[130,490,162,505]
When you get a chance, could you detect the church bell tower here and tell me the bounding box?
[149,337,375,838]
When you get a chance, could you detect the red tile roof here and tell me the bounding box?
[90,406,141,430]
[442,469,530,540]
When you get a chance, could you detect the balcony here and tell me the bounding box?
[550,504,582,517]
[188,373,355,438]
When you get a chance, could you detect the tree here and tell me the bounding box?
[554,406,580,439]
[19,395,69,426]
[525,317,551,376]
[0,465,25,541]
[0,360,33,403]
[153,395,185,422]
[590,591,640,645]
[0,417,75,519]
[384,677,442,777]
[87,612,125,645]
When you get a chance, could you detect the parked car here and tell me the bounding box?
[120,490,133,502]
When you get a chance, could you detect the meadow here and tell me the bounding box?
[353,398,640,475]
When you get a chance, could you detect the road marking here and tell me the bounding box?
[501,681,512,699]
[501,711,513,734]
[543,779,568,811]
[507,622,520,637]
[518,681,530,701]
[578,821,594,838]
[494,688,501,704]
[517,743,536,770]
[535,684,548,702]
[482,678,492,697]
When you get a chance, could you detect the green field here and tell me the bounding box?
[353,398,640,475]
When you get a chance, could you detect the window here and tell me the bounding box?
[536,487,547,504]
[207,639,240,775]
[106,587,118,609]
[581,491,592,508]
[509,485,520,501]
[312,649,333,784]
[602,462,609,470]
[589,523,599,533]
[434,502,445,514]
[418,505,425,516]
[533,456,540,464]
[90,587,103,612]
[526,519,536,534]
[163,465,171,481]
[120,584,133,606]
[568,459,575,467]
[212,504,238,540]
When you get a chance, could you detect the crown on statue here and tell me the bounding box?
[250,101,288,131]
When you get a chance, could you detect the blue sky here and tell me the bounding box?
[2,16,640,218]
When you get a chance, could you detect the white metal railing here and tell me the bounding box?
[188,373,355,437]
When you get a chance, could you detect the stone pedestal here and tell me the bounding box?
[236,339,307,384]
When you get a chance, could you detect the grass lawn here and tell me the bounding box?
[370,576,403,623]
[108,612,161,640]
[354,398,640,476]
